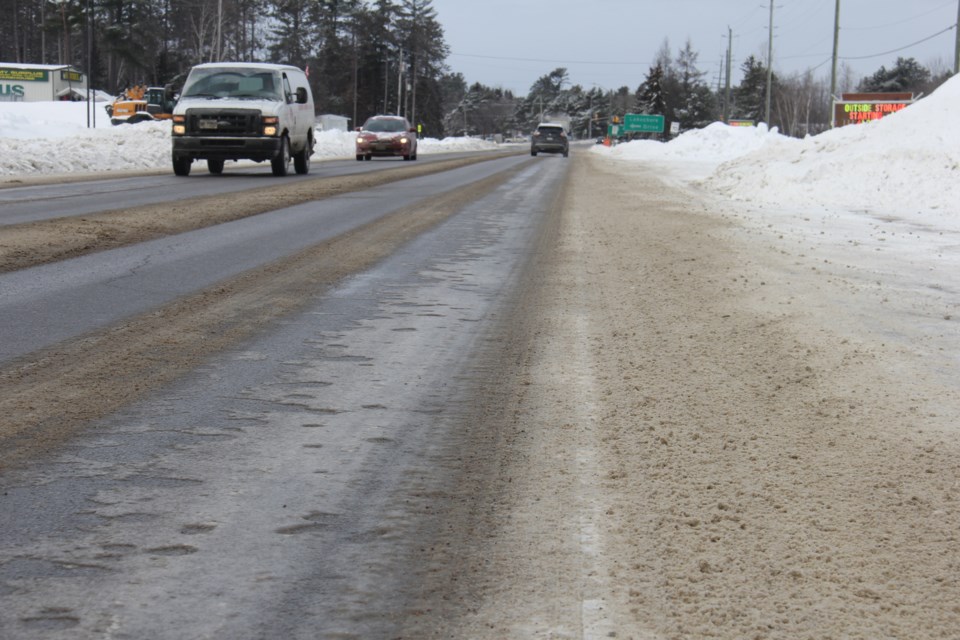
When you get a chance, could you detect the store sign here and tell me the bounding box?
[0,68,48,82]
[0,84,25,99]
[833,92,914,127]
[728,119,755,127]
[60,69,82,83]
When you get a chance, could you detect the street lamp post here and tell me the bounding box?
[589,94,593,139]
[86,0,93,128]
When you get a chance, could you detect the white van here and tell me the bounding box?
[171,62,315,177]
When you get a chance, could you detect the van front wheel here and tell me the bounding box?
[271,136,291,176]
[173,156,191,176]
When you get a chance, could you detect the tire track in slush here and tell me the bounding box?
[0,164,524,471]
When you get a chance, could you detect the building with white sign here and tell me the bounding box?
[0,63,88,102]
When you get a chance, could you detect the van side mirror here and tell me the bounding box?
[296,87,308,104]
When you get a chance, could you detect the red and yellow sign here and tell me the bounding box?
[833,92,913,127]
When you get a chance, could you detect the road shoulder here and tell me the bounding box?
[407,152,960,638]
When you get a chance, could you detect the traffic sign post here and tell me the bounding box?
[622,114,665,133]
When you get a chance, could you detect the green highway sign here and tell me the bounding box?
[622,113,665,133]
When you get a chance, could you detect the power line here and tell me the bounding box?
[840,24,956,61]
[779,23,957,72]
[842,0,955,31]
[449,21,958,80]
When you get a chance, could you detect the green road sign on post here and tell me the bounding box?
[622,113,665,133]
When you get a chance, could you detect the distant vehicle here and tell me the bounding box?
[105,85,175,125]
[170,62,315,177]
[530,122,568,157]
[355,115,418,161]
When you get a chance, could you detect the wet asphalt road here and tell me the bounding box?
[0,154,529,365]
[0,150,504,227]
[0,153,570,639]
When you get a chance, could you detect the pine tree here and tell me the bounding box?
[858,57,930,94]
[634,64,667,115]
[267,0,314,68]
[671,39,716,130]
[397,0,448,134]
[734,55,769,123]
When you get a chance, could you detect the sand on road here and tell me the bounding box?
[406,152,960,639]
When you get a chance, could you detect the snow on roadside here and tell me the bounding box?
[593,74,960,225]
[0,101,498,176]
[590,75,960,346]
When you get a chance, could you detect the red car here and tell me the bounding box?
[356,115,418,161]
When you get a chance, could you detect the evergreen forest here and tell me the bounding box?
[1,0,953,138]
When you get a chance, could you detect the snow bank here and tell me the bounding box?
[594,74,960,219]
[0,101,498,175]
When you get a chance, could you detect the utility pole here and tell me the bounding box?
[830,0,841,127]
[955,0,960,73]
[215,0,223,61]
[351,21,357,128]
[86,0,92,128]
[383,57,389,113]
[397,47,403,117]
[724,26,733,123]
[764,1,774,125]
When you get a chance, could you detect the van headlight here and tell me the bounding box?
[262,116,279,136]
[172,115,186,136]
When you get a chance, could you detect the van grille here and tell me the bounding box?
[184,108,260,136]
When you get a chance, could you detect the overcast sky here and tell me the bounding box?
[428,0,959,94]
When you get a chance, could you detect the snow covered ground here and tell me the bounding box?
[592,77,960,345]
[0,101,498,175]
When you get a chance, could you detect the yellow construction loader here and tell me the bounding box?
[105,85,175,125]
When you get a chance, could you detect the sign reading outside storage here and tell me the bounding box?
[622,113,665,133]
[833,92,914,127]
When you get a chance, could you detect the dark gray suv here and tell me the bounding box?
[531,122,569,157]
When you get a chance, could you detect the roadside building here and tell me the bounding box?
[315,114,350,132]
[0,63,88,102]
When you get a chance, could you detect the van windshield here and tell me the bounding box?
[182,68,282,100]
